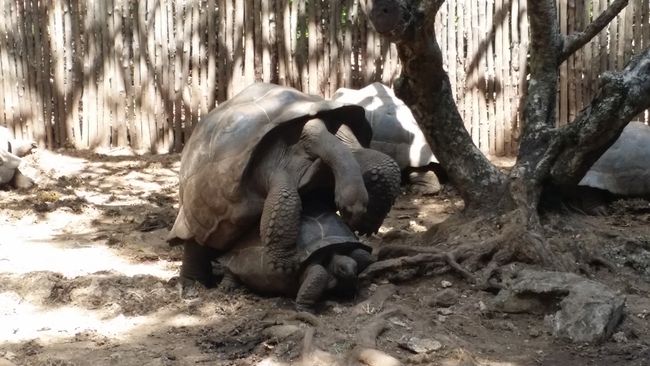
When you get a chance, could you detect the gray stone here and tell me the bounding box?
[400,337,442,354]
[490,270,625,343]
[429,288,459,307]
[262,324,304,340]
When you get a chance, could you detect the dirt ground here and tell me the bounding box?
[1,149,649,366]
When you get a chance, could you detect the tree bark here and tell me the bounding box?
[364,0,505,212]
[364,0,650,274]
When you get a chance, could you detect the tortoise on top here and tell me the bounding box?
[333,82,443,194]
[219,201,373,311]
[167,83,401,286]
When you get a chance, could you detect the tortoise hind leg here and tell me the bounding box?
[296,263,330,312]
[180,240,219,287]
[261,171,302,273]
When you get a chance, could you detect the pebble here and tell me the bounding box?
[441,280,453,288]
[529,327,542,338]
[400,337,443,354]
[438,308,453,316]
[429,288,459,307]
[612,331,628,343]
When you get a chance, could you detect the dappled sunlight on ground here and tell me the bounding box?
[0,149,649,365]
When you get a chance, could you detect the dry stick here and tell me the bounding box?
[190,0,202,135]
[494,0,504,156]
[260,0,270,83]
[40,1,54,148]
[173,0,184,148]
[567,0,576,123]
[53,0,66,146]
[14,0,31,140]
[225,0,234,98]
[165,0,176,149]
[0,0,7,128]
[575,0,584,118]
[486,0,496,155]
[85,0,98,148]
[342,0,352,88]
[158,0,170,151]
[114,0,127,147]
[233,0,244,93]
[253,0,262,82]
[100,0,111,147]
[68,0,84,147]
[1,0,17,131]
[181,0,193,145]
[217,0,227,101]
[243,0,254,85]
[329,1,340,96]
[21,0,44,143]
[276,0,288,86]
[470,0,479,146]
[132,0,145,150]
[320,1,329,97]
[501,0,511,154]
[121,0,135,149]
[206,0,217,109]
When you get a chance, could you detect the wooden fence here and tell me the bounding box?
[0,0,648,154]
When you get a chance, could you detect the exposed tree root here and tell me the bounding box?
[270,308,404,366]
[359,207,615,287]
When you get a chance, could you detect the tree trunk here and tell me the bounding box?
[363,0,650,276]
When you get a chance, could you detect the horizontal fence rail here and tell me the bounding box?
[0,0,648,154]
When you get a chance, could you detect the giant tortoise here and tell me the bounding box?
[579,122,650,197]
[0,127,36,189]
[548,122,650,214]
[167,83,401,286]
[332,82,442,194]
[219,201,372,311]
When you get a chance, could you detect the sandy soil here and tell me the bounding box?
[0,149,649,366]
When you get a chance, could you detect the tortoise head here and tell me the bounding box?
[327,254,358,281]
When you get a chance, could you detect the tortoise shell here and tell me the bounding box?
[332,82,438,170]
[579,122,650,196]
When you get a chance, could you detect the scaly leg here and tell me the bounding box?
[260,171,302,273]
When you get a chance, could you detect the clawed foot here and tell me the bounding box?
[295,303,316,313]
[175,276,205,299]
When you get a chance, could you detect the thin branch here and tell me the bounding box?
[560,0,629,62]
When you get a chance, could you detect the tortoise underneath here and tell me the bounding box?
[219,203,373,311]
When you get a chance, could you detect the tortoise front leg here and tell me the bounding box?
[180,240,219,287]
[301,118,368,224]
[348,248,374,273]
[349,148,401,235]
[261,171,302,273]
[296,263,331,312]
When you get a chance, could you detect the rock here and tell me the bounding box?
[429,288,459,307]
[441,280,453,288]
[491,270,625,343]
[262,324,303,340]
[438,308,453,315]
[612,331,628,343]
[400,337,442,354]
[528,327,542,338]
